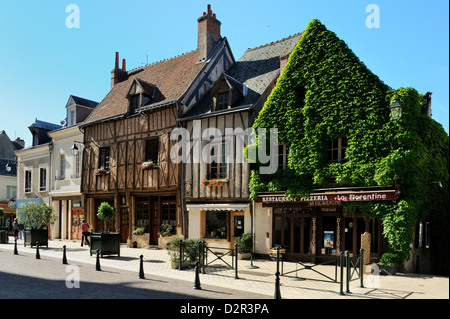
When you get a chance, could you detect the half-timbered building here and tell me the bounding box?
[180,33,302,249]
[80,5,234,246]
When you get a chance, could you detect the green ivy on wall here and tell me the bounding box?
[249,19,449,270]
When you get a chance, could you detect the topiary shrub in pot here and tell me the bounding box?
[17,202,56,248]
[90,202,120,257]
[378,252,401,275]
[235,233,253,260]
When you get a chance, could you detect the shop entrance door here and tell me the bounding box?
[231,212,244,246]
[71,208,84,240]
[273,209,313,255]
[120,207,129,243]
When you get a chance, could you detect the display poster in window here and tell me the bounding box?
[323,231,334,248]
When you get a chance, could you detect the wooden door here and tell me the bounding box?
[120,207,129,243]
[230,211,245,248]
[71,208,84,240]
[150,201,160,245]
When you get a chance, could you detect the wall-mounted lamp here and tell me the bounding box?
[389,96,403,120]
[71,141,84,156]
[5,160,17,172]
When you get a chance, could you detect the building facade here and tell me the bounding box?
[48,96,98,241]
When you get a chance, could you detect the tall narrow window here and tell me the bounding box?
[277,144,289,170]
[59,154,66,180]
[161,201,176,233]
[98,147,110,169]
[25,170,32,193]
[208,141,227,179]
[327,138,347,163]
[74,151,81,178]
[6,185,16,200]
[130,94,140,111]
[39,167,47,191]
[145,139,159,165]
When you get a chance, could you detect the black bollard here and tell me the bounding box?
[35,242,40,259]
[62,245,68,264]
[193,261,201,290]
[138,255,145,279]
[14,238,18,255]
[95,249,101,271]
[274,247,282,299]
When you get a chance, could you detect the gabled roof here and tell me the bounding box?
[82,49,205,126]
[68,95,99,109]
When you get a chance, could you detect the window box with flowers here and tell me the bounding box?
[158,224,177,249]
[140,161,158,170]
[131,227,150,248]
[95,167,109,176]
[201,179,227,187]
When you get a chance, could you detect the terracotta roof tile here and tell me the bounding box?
[83,50,204,125]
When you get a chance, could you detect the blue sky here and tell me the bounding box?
[0,0,448,147]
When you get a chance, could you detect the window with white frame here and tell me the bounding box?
[58,154,66,180]
[24,169,32,193]
[327,138,347,163]
[6,185,16,200]
[73,151,81,178]
[39,166,47,191]
[277,144,289,170]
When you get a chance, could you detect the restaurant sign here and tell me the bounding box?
[258,190,397,205]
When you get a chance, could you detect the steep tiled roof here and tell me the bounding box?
[82,50,204,125]
[227,32,303,104]
[182,32,303,118]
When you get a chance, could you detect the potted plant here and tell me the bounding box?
[90,202,120,257]
[167,238,189,269]
[378,252,400,275]
[17,202,56,248]
[131,226,150,248]
[235,233,253,260]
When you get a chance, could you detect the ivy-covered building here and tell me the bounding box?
[250,19,449,275]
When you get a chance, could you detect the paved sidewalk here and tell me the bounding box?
[1,237,448,299]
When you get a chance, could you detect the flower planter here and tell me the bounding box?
[379,264,397,276]
[131,233,150,248]
[170,261,190,269]
[158,235,177,249]
[0,227,9,244]
[237,252,252,260]
[90,232,120,257]
[24,229,48,248]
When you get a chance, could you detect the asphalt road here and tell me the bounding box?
[0,248,270,300]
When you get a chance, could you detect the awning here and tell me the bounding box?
[186,203,249,211]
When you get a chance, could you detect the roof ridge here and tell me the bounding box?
[126,49,197,74]
[245,31,303,52]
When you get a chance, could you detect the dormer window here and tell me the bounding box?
[211,73,244,112]
[127,78,155,114]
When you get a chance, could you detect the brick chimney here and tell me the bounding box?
[280,54,290,71]
[111,52,127,88]
[197,4,221,63]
